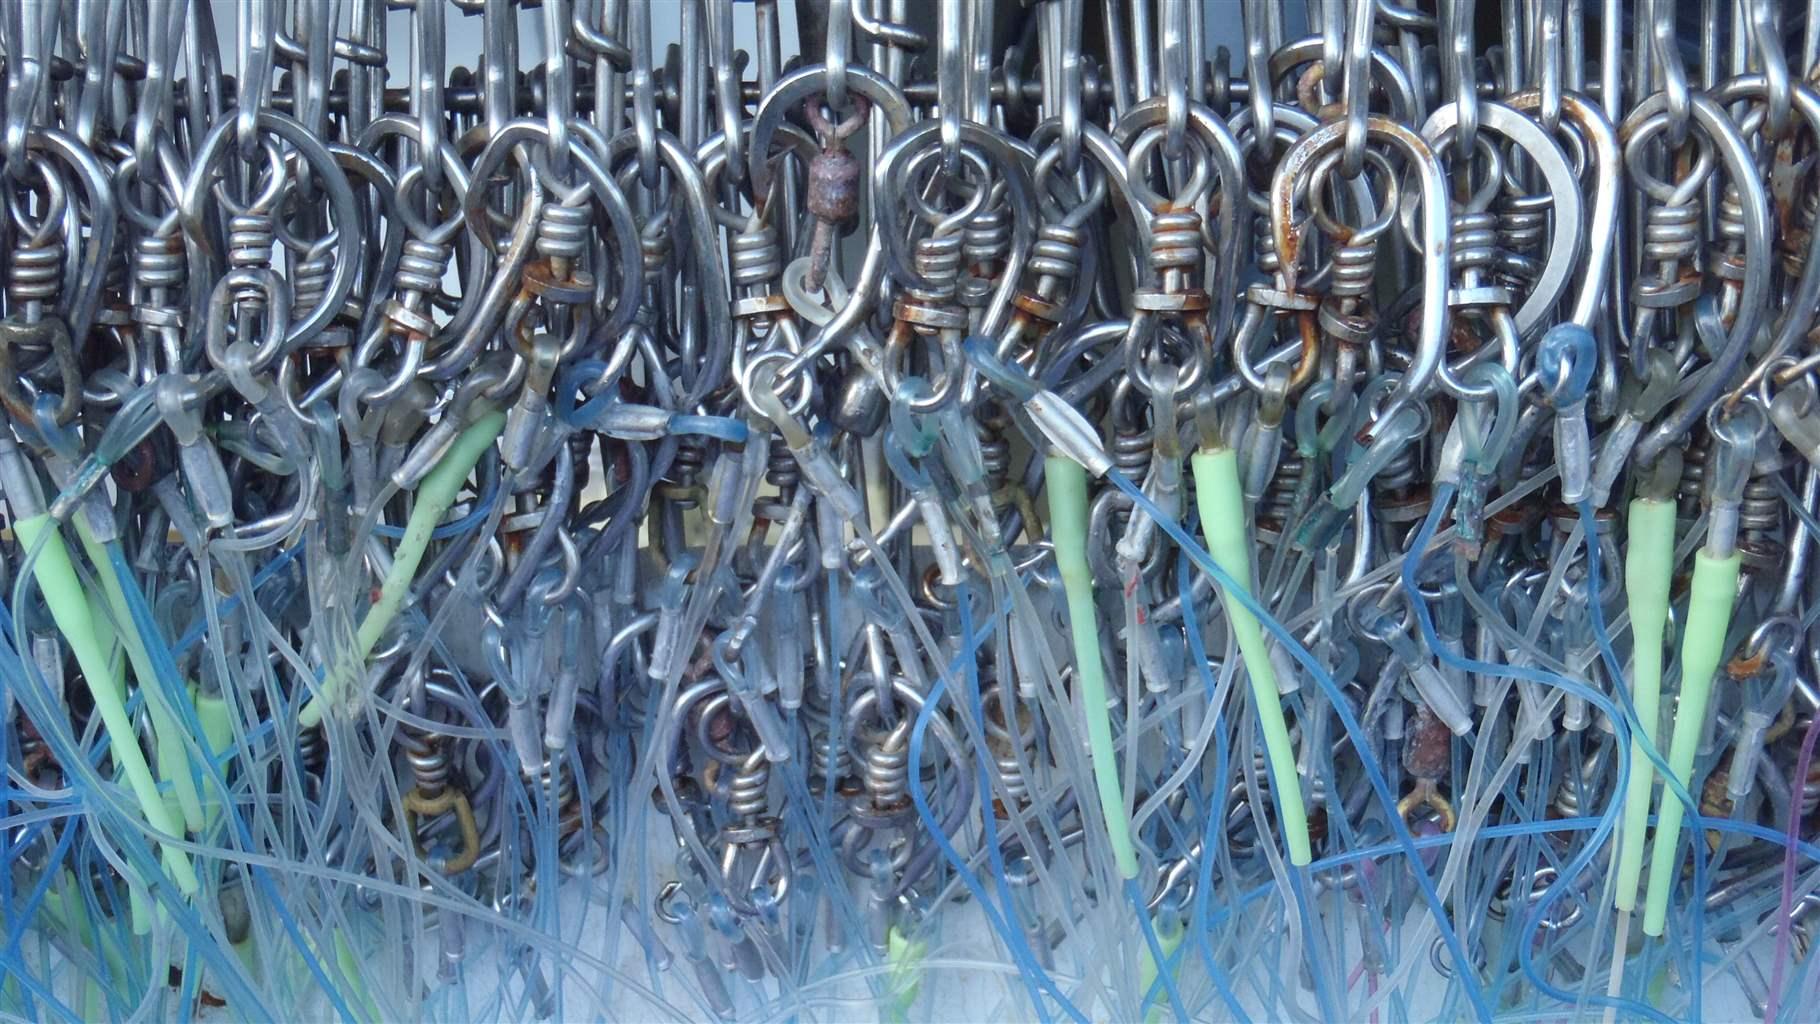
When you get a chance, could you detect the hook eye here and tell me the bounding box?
[1348,584,1411,642]
[1397,781,1456,833]
[1123,123,1212,213]
[1621,110,1715,206]
[1030,132,1109,227]
[1306,145,1400,245]
[1706,393,1768,448]
[1123,320,1207,398]
[740,348,814,421]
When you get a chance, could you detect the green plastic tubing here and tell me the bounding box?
[75,523,207,832]
[1615,497,1676,913]
[1641,548,1741,936]
[14,514,199,895]
[301,411,506,728]
[195,688,236,826]
[884,924,927,1024]
[1046,454,1141,879]
[333,929,383,1024]
[1191,447,1312,866]
[1139,912,1186,1024]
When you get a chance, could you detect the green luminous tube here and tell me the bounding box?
[41,872,134,989]
[1140,911,1186,1024]
[1641,548,1741,936]
[354,411,507,659]
[1615,497,1676,913]
[195,688,236,827]
[884,924,927,1024]
[14,514,199,895]
[1191,447,1312,866]
[334,929,383,1023]
[74,523,207,832]
[301,411,505,728]
[1046,454,1141,879]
